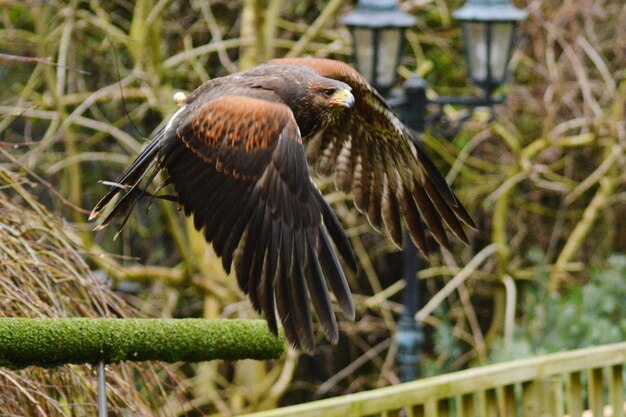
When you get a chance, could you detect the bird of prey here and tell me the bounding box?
[91,58,475,352]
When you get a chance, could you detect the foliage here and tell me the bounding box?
[490,253,626,363]
[0,0,625,415]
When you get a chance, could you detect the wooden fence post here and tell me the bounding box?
[588,368,604,417]
[522,377,563,417]
[425,398,439,417]
[502,384,516,417]
[480,389,498,417]
[458,393,475,417]
[610,364,624,417]
[567,371,583,417]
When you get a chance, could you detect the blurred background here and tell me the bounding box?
[0,0,625,415]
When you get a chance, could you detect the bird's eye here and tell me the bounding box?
[322,88,335,98]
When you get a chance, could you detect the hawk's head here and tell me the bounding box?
[265,66,355,137]
[283,77,353,136]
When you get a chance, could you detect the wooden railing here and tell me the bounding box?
[240,342,626,417]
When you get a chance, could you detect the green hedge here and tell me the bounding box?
[0,318,284,369]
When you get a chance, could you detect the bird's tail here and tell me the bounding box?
[89,131,170,237]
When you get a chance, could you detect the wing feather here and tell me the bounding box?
[400,183,430,254]
[236,204,264,295]
[353,150,371,213]
[258,216,278,334]
[382,173,403,247]
[303,229,338,342]
[284,224,315,350]
[214,182,258,272]
[413,181,450,249]
[252,207,272,301]
[334,137,355,193]
[317,224,355,319]
[367,144,385,230]
[316,192,358,271]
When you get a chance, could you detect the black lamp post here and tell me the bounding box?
[342,0,526,383]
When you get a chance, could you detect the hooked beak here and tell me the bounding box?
[330,89,355,108]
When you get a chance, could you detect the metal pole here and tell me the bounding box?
[396,236,423,382]
[395,75,428,382]
[97,361,107,417]
[402,75,428,134]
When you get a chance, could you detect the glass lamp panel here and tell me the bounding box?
[490,22,514,83]
[465,21,514,87]
[375,28,402,90]
[465,21,489,84]
[353,28,374,84]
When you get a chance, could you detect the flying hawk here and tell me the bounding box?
[90,58,475,352]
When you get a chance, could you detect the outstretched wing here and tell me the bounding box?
[271,58,475,254]
[92,95,356,352]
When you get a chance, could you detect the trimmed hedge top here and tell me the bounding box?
[0,318,284,369]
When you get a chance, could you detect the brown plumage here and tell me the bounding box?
[90,58,475,352]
